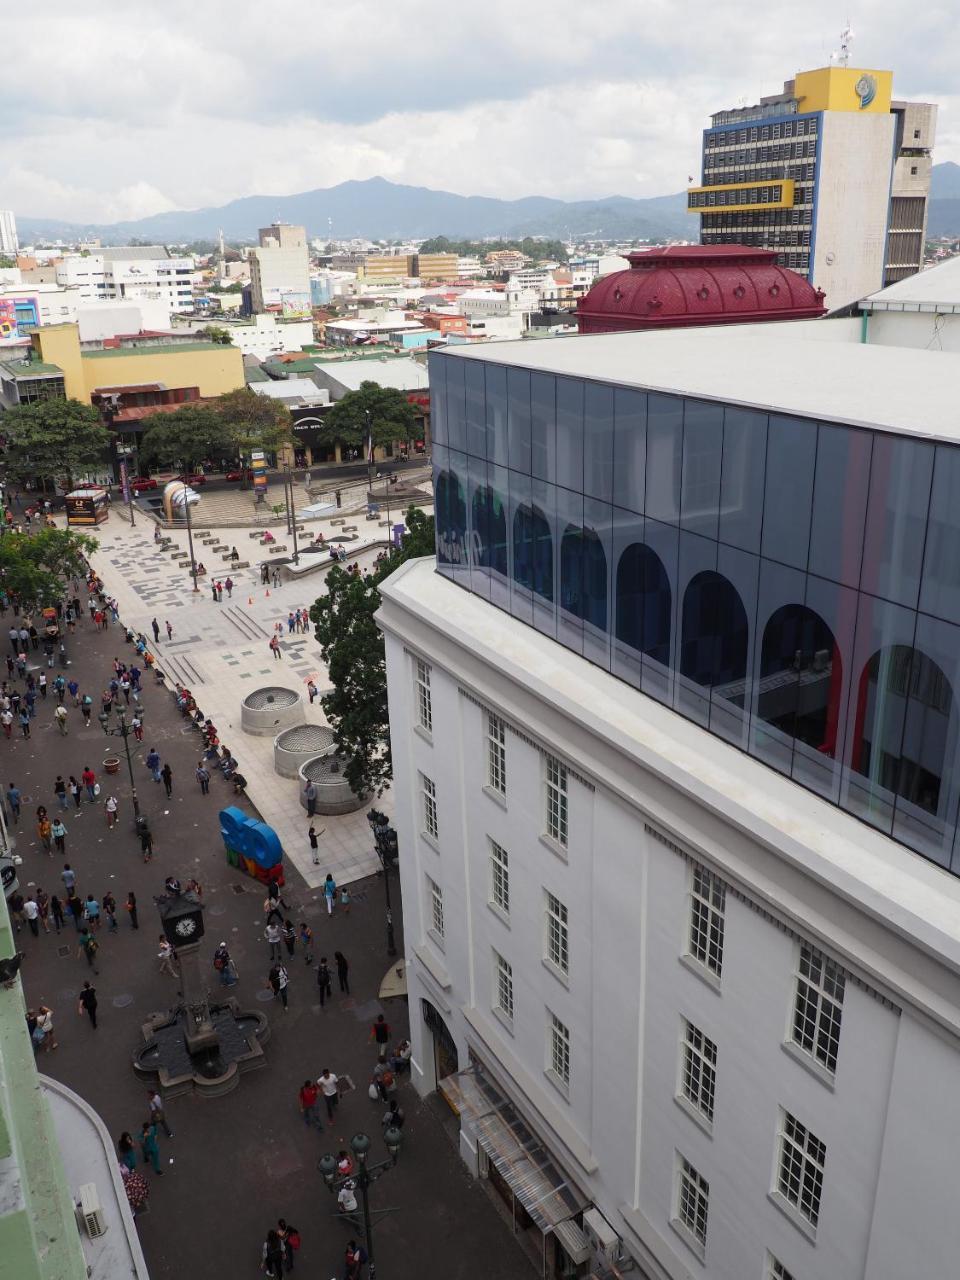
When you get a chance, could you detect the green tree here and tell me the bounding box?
[321,381,418,451]
[310,506,435,797]
[139,404,231,471]
[1,399,113,492]
[0,527,97,605]
[199,324,233,345]
[215,387,292,464]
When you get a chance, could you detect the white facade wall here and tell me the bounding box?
[812,112,896,310]
[380,558,960,1280]
[56,254,107,299]
[0,210,18,256]
[250,245,310,313]
[863,309,960,351]
[220,315,313,359]
[76,299,172,341]
[101,254,196,313]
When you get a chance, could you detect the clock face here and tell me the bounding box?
[174,917,198,938]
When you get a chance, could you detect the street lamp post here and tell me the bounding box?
[365,409,375,493]
[182,483,199,593]
[319,1128,403,1280]
[367,809,397,957]
[97,704,143,826]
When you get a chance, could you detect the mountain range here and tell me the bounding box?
[15,162,960,247]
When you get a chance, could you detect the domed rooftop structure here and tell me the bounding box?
[577,245,826,334]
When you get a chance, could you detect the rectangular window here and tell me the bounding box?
[545,892,569,975]
[792,944,845,1073]
[544,755,568,847]
[428,876,444,939]
[487,713,506,795]
[548,1012,571,1086]
[776,1110,826,1228]
[420,773,438,840]
[677,1156,710,1246]
[688,864,726,978]
[767,1257,795,1280]
[490,839,509,914]
[680,1021,718,1122]
[494,951,514,1021]
[415,658,432,733]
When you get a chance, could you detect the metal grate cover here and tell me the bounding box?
[276,725,335,754]
[243,687,298,711]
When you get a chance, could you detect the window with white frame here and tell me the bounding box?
[766,1256,795,1280]
[775,1109,826,1229]
[489,839,509,915]
[420,773,438,841]
[792,943,845,1074]
[487,712,506,795]
[544,754,568,847]
[688,863,726,978]
[679,1020,717,1123]
[548,1012,570,1087]
[493,951,514,1022]
[545,891,569,975]
[676,1156,710,1247]
[415,658,432,733]
[427,876,444,940]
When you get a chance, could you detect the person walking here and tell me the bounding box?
[339,884,351,914]
[67,892,84,932]
[139,1122,163,1176]
[140,828,154,862]
[261,1230,283,1280]
[318,1068,339,1121]
[18,708,31,738]
[195,762,210,795]
[213,941,237,986]
[60,863,76,895]
[37,814,52,855]
[224,576,233,599]
[51,817,67,855]
[35,1005,57,1052]
[151,618,160,643]
[298,1079,322,1131]
[269,635,281,661]
[81,766,97,803]
[22,895,40,937]
[36,889,50,934]
[105,794,118,828]
[165,620,173,641]
[335,951,350,994]
[77,981,98,1029]
[308,824,319,865]
[131,713,143,742]
[323,873,336,916]
[77,927,99,974]
[277,1219,299,1273]
[157,937,178,978]
[316,956,333,1007]
[50,894,65,934]
[281,919,296,958]
[83,894,101,931]
[210,581,219,604]
[307,679,318,705]
[160,762,173,798]
[68,776,82,808]
[370,1013,391,1061]
[126,891,139,929]
[54,775,67,810]
[146,748,161,783]
[117,1131,137,1172]
[298,922,313,965]
[6,782,20,825]
[103,890,118,932]
[268,962,289,1010]
[54,703,68,735]
[265,920,282,962]
[382,1097,405,1132]
[304,780,317,818]
[148,1089,173,1138]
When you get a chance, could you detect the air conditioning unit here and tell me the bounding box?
[75,1183,107,1238]
[582,1206,619,1261]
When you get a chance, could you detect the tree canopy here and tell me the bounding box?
[310,506,435,798]
[198,324,232,345]
[418,235,569,264]
[0,526,97,605]
[139,388,292,470]
[321,381,418,450]
[216,387,292,460]
[0,399,113,491]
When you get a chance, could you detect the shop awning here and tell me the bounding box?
[440,1065,587,1232]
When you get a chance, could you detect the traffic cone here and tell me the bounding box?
[265,589,270,597]
[248,597,253,605]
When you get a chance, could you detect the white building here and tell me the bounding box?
[214,313,313,360]
[56,247,196,312]
[310,355,429,401]
[379,323,960,1280]
[250,223,310,316]
[0,210,18,256]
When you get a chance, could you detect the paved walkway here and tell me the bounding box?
[84,511,397,889]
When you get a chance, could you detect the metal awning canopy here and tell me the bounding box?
[440,1064,586,1232]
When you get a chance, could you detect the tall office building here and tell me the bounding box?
[250,223,310,316]
[379,321,960,1279]
[0,210,18,256]
[688,65,937,308]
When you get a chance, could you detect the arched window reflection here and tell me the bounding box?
[680,571,748,688]
[435,470,467,566]
[852,646,954,816]
[513,504,553,602]
[560,526,607,630]
[471,486,507,577]
[759,605,842,755]
[615,543,671,665]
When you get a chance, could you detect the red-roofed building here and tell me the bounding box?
[576,245,826,334]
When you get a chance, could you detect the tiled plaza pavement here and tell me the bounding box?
[12,611,527,1280]
[84,506,401,889]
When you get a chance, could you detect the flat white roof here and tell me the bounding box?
[251,378,327,402]
[441,325,960,443]
[316,357,429,392]
[862,256,960,312]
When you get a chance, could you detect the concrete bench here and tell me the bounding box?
[335,533,359,543]
[268,545,288,554]
[248,531,262,539]
[171,551,187,560]
[193,530,210,538]
[233,560,250,570]
[330,517,346,526]
[379,520,391,527]
[342,525,358,533]
[211,544,227,552]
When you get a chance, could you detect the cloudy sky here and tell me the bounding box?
[4,0,957,223]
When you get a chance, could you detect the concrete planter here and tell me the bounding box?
[273,724,336,779]
[240,687,304,737]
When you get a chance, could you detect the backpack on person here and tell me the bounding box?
[287,1227,301,1251]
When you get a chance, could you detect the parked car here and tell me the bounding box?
[175,473,207,487]
[131,476,158,492]
[225,468,255,482]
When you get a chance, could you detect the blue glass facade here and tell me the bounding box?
[430,349,960,874]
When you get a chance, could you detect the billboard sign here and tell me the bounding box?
[279,290,312,319]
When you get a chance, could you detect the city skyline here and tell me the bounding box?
[4,0,956,224]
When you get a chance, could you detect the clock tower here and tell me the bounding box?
[156,886,218,1054]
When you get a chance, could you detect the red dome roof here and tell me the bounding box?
[577,245,826,333]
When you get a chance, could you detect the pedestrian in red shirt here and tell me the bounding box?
[81,767,97,803]
[298,1079,322,1131]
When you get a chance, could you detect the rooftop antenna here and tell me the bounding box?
[837,23,854,66]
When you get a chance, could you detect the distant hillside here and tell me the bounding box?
[16,177,698,246]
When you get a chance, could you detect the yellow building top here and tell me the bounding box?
[794,65,893,115]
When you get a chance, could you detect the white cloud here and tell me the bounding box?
[1,0,955,223]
